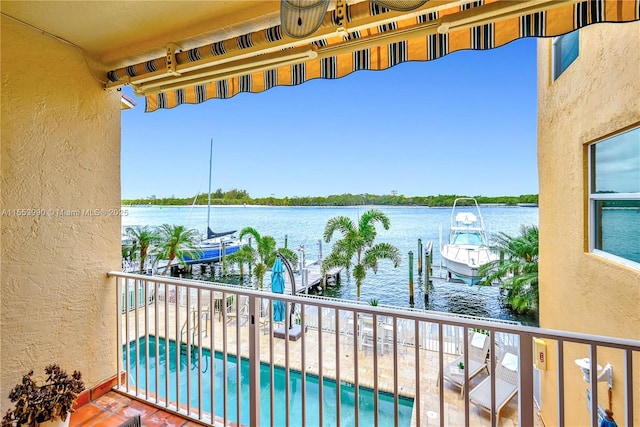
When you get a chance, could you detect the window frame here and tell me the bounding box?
[588,127,640,269]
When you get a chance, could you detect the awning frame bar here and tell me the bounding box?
[104,0,464,91]
[135,46,318,96]
[438,0,575,33]
[106,0,584,95]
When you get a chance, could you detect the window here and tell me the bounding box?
[552,31,579,80]
[589,127,640,267]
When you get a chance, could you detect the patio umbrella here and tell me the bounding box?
[271,257,286,322]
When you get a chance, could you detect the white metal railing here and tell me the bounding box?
[110,271,639,427]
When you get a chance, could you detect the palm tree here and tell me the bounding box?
[154,224,203,275]
[322,209,401,299]
[125,226,159,274]
[238,227,298,289]
[223,244,254,280]
[478,224,539,314]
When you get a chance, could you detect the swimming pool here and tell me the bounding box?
[125,336,413,426]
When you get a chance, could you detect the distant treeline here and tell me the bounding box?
[122,189,538,207]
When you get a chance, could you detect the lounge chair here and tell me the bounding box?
[469,352,519,423]
[439,331,490,397]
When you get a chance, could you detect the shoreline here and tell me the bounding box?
[121,204,538,209]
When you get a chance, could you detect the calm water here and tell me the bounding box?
[602,208,640,263]
[127,336,413,426]
[122,205,539,325]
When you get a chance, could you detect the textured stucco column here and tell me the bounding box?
[1,16,122,409]
[537,22,640,426]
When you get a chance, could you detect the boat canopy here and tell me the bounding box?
[455,212,477,225]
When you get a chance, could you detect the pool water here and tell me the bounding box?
[125,336,414,426]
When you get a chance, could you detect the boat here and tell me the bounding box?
[440,198,499,285]
[183,139,242,264]
[182,227,242,264]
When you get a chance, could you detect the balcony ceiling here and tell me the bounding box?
[0,0,288,69]
[3,0,638,112]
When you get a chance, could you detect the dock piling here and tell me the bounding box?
[424,241,433,302]
[418,239,423,275]
[408,251,414,306]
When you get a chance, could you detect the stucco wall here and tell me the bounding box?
[537,22,640,426]
[1,16,121,410]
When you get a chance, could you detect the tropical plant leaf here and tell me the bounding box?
[478,225,539,314]
[322,209,401,299]
[154,224,203,275]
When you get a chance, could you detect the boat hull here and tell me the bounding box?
[183,241,241,264]
[441,244,496,286]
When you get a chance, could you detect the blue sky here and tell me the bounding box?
[121,38,538,200]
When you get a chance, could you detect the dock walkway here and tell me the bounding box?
[285,260,342,294]
[140,256,342,295]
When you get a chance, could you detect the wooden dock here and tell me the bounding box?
[285,260,342,294]
[148,257,342,295]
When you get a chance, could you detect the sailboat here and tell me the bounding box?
[183,139,242,264]
[440,198,499,285]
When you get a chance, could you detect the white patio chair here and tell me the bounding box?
[469,352,519,424]
[339,311,356,347]
[378,318,395,354]
[321,307,336,332]
[257,299,271,334]
[396,318,416,353]
[358,315,395,355]
[226,295,249,326]
[438,331,491,397]
[358,314,376,353]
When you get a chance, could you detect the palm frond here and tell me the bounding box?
[360,209,391,231]
[322,250,350,273]
[322,209,401,299]
[276,247,298,269]
[225,245,255,266]
[363,243,402,273]
[239,226,259,240]
[323,216,355,243]
[481,224,539,314]
[153,224,202,275]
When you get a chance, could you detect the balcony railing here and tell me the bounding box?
[110,271,639,427]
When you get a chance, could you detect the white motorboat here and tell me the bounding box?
[440,198,498,285]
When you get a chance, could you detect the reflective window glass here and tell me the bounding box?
[592,128,640,193]
[553,31,579,80]
[590,127,640,267]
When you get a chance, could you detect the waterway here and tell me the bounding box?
[122,205,540,325]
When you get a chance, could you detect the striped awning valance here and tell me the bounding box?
[105,0,640,112]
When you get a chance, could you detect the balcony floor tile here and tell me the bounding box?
[70,392,171,427]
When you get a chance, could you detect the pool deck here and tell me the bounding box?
[99,302,545,427]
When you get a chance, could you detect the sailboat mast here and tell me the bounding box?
[207,138,213,233]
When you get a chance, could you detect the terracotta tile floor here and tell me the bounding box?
[70,391,202,427]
